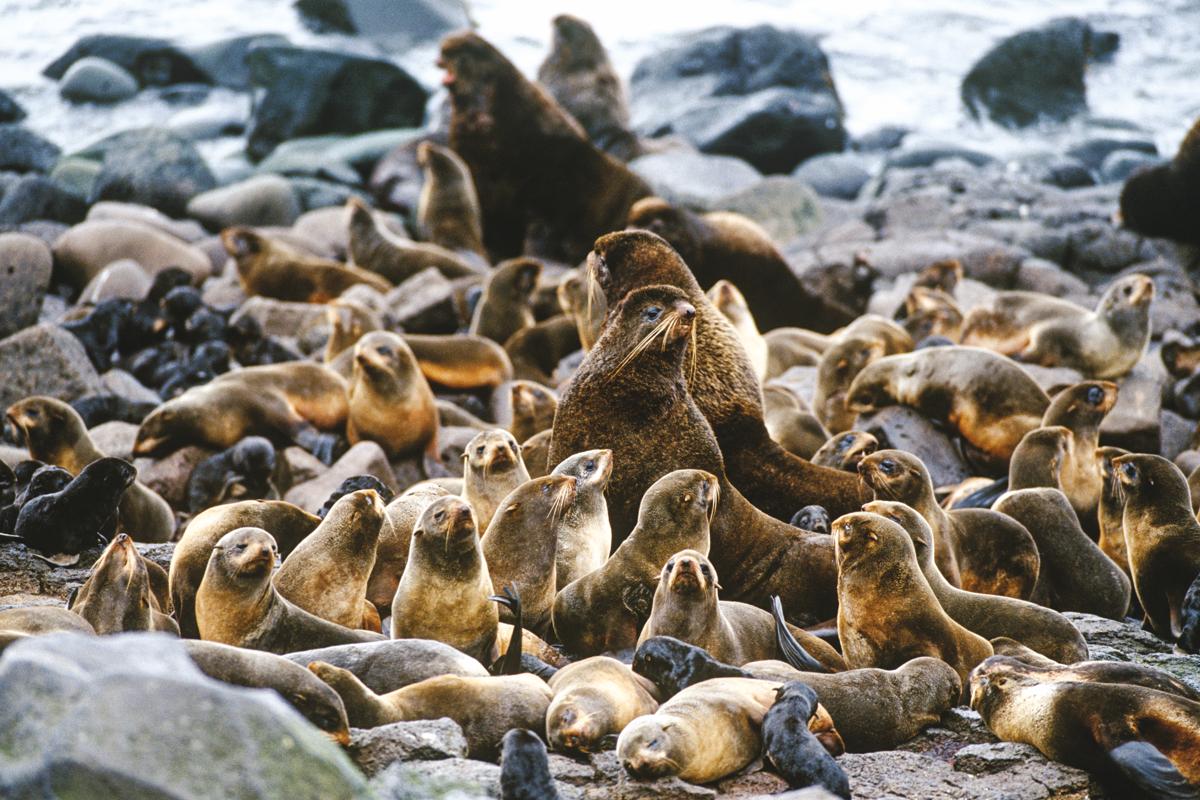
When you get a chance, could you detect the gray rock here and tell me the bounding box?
[1135,652,1200,694]
[184,33,290,90]
[630,150,762,208]
[43,34,207,86]
[284,639,487,695]
[0,323,103,412]
[386,268,460,335]
[1013,258,1090,297]
[1101,354,1167,454]
[0,233,52,337]
[186,174,300,229]
[136,445,214,510]
[853,125,910,152]
[289,176,369,213]
[856,406,971,488]
[100,369,161,405]
[1018,364,1085,393]
[58,56,138,104]
[79,260,152,304]
[0,174,87,225]
[0,125,61,174]
[0,632,371,799]
[229,296,330,340]
[52,219,212,289]
[370,760,493,800]
[256,136,362,185]
[295,0,469,50]
[0,89,25,123]
[88,421,138,461]
[49,156,102,200]
[1019,154,1094,189]
[840,747,1088,799]
[886,144,996,170]
[744,790,841,800]
[284,441,399,513]
[711,175,822,243]
[167,96,251,141]
[86,201,207,242]
[1063,612,1171,656]
[349,719,469,776]
[85,127,216,217]
[245,44,427,161]
[1161,409,1192,461]
[1100,150,1162,183]
[793,152,873,200]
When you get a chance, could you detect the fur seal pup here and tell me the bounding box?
[13,457,135,565]
[995,487,1131,621]
[403,333,514,392]
[834,511,993,689]
[195,527,384,653]
[69,532,178,634]
[616,677,783,784]
[7,397,174,542]
[549,448,613,588]
[1097,445,1132,573]
[545,656,659,754]
[811,431,878,472]
[521,430,553,478]
[896,284,963,343]
[1008,425,1071,492]
[309,661,553,759]
[847,347,1050,462]
[415,140,487,258]
[962,274,1154,379]
[170,499,319,639]
[481,474,577,634]
[790,505,830,533]
[572,230,868,522]
[346,196,482,281]
[970,656,1200,797]
[638,549,845,671]
[439,31,650,262]
[1042,380,1117,530]
[762,682,852,798]
[390,496,499,663]
[625,198,805,333]
[185,436,279,514]
[865,500,1088,664]
[550,281,841,622]
[135,362,349,464]
[221,226,392,301]
[1114,454,1200,640]
[552,468,716,656]
[500,728,562,800]
[557,268,605,352]
[183,639,351,743]
[813,336,891,434]
[708,280,768,380]
[470,257,541,345]
[461,429,529,531]
[859,450,1040,599]
[537,14,637,160]
[346,331,438,462]
[273,489,384,631]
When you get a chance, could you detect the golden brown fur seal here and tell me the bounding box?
[273,489,384,631]
[324,297,383,367]
[979,649,1200,701]
[811,430,878,472]
[708,279,767,380]
[367,483,449,609]
[1114,454,1200,640]
[7,396,174,542]
[551,468,716,656]
[221,226,392,302]
[896,285,963,343]
[469,257,541,344]
[762,384,828,459]
[439,31,650,262]
[69,532,178,635]
[415,140,487,258]
[563,230,866,524]
[859,449,1040,599]
[308,661,553,759]
[502,380,558,444]
[461,429,529,531]
[1096,445,1131,574]
[546,656,659,754]
[813,316,914,434]
[549,448,613,588]
[764,328,823,378]
[549,281,841,623]
[834,511,994,689]
[195,527,384,653]
[1041,380,1117,530]
[847,346,1050,462]
[961,274,1154,379]
[390,496,499,663]
[346,196,481,281]
[865,500,1088,664]
[638,549,846,671]
[403,333,513,391]
[346,331,438,461]
[0,606,96,636]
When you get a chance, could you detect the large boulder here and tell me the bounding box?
[629,150,762,208]
[0,175,87,225]
[630,25,846,174]
[294,0,469,50]
[961,17,1120,129]
[0,633,371,799]
[183,33,289,90]
[186,174,301,229]
[0,233,53,338]
[0,323,104,413]
[244,44,428,161]
[43,34,208,86]
[52,220,212,289]
[58,57,139,104]
[0,126,61,174]
[83,128,216,217]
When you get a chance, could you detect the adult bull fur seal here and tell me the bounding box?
[550,282,840,624]
[834,511,993,689]
[69,532,179,635]
[865,500,1088,664]
[346,331,438,461]
[461,429,529,531]
[545,656,659,754]
[194,527,384,653]
[415,140,487,258]
[559,230,865,524]
[7,397,174,542]
[221,226,393,301]
[1113,454,1200,640]
[439,31,650,262]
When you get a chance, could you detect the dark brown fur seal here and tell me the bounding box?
[495,380,558,444]
[1114,454,1200,640]
[834,511,993,689]
[439,31,650,262]
[859,449,1040,599]
[69,532,178,635]
[979,649,1200,702]
[566,229,866,524]
[1008,425,1072,492]
[346,331,438,461]
[195,527,384,653]
[1119,115,1200,249]
[470,258,541,345]
[865,500,1088,664]
[1096,445,1131,574]
[504,315,581,387]
[545,656,659,754]
[415,140,487,258]
[221,226,392,302]
[346,196,481,282]
[549,282,840,623]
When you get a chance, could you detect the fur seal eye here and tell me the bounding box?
[583,460,595,473]
[665,560,676,572]
[377,346,394,358]
[1121,463,1138,481]
[434,510,446,522]
[643,305,662,322]
[879,459,898,475]
[542,484,552,495]
[1086,386,1104,405]
[476,446,485,455]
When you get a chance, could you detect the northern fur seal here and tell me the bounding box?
[549,448,613,588]
[708,280,767,380]
[461,429,529,531]
[500,729,563,800]
[470,257,541,345]
[1042,380,1117,530]
[1119,115,1200,249]
[545,656,659,754]
[221,226,392,301]
[346,331,438,461]
[346,196,482,282]
[762,682,852,798]
[415,140,487,258]
[69,532,178,634]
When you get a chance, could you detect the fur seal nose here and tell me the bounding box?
[679,303,696,321]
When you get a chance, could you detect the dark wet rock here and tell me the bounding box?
[961,17,1118,128]
[386,268,460,335]
[294,0,469,49]
[0,174,87,226]
[630,25,846,173]
[58,57,138,104]
[244,44,427,162]
[885,144,995,170]
[1100,150,1163,184]
[1019,154,1094,189]
[0,125,61,174]
[348,719,469,777]
[0,233,53,338]
[853,125,910,152]
[186,174,300,229]
[184,33,289,90]
[0,90,25,124]
[1065,137,1157,171]
[84,127,216,217]
[856,406,972,488]
[1063,612,1171,656]
[0,323,104,412]
[43,34,208,86]
[630,149,762,208]
[793,152,873,200]
[0,632,371,799]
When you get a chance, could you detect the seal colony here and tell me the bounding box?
[1,15,1199,800]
